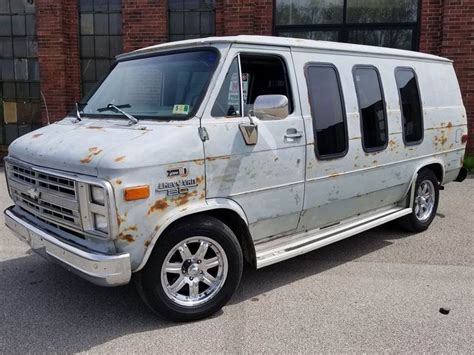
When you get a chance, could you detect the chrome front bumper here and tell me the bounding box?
[4,206,131,287]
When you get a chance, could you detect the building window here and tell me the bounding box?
[353,66,388,151]
[275,0,420,50]
[168,0,215,42]
[79,0,123,96]
[395,67,423,144]
[0,0,41,146]
[306,63,348,159]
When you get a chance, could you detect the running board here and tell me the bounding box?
[255,206,412,269]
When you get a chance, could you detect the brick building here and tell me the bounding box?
[0,0,472,154]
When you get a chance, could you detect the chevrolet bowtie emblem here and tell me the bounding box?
[27,187,41,200]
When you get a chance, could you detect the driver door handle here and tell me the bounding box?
[285,128,303,139]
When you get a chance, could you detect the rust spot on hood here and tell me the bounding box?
[114,155,126,162]
[80,147,103,164]
[32,133,43,138]
[87,126,104,130]
[115,178,122,185]
[196,176,204,184]
[447,122,453,128]
[148,198,169,214]
[193,159,205,166]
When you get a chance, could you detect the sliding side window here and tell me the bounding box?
[353,66,388,151]
[395,68,423,144]
[306,64,348,159]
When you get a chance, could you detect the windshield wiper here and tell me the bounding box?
[97,103,138,125]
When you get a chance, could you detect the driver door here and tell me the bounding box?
[201,46,306,241]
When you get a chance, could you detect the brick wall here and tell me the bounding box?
[215,0,273,36]
[36,0,81,124]
[122,0,168,52]
[420,0,474,154]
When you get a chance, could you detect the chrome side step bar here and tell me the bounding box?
[255,206,412,269]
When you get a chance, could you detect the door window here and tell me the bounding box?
[306,64,348,158]
[353,66,388,151]
[239,54,293,116]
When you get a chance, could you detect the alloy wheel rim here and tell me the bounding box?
[161,236,228,307]
[414,180,435,222]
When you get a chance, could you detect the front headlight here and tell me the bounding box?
[93,213,108,233]
[91,185,105,205]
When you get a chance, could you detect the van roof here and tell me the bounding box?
[117,35,451,64]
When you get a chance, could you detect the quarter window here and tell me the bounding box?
[395,68,423,144]
[353,66,388,151]
[306,64,347,158]
[211,57,241,117]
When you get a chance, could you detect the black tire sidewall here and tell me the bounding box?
[138,215,243,322]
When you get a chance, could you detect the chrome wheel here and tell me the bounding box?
[414,180,435,222]
[160,236,228,307]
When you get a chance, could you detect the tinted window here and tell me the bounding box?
[306,64,347,158]
[395,68,423,143]
[353,67,388,150]
[211,57,241,117]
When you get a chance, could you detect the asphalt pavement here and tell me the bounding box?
[0,167,472,353]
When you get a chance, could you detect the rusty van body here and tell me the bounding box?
[3,36,468,321]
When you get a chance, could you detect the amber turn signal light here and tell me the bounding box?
[124,185,150,201]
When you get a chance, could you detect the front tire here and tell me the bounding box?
[401,169,439,232]
[135,215,243,322]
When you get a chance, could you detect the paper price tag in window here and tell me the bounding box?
[173,104,190,115]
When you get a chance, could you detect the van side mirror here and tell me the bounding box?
[253,95,289,121]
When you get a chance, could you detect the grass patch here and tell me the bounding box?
[464,154,474,172]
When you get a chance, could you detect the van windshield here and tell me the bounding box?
[80,49,219,120]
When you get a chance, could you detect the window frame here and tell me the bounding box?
[273,0,422,51]
[304,62,349,160]
[352,64,389,153]
[394,66,424,146]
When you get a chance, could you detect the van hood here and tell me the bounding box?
[7,118,203,177]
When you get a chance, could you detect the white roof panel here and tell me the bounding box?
[117,35,451,63]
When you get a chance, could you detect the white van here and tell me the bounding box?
[3,36,468,321]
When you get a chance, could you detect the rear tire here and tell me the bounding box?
[400,169,439,232]
[135,215,243,322]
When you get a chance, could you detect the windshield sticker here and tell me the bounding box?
[173,104,190,115]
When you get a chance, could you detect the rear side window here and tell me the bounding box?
[353,66,388,151]
[306,64,348,159]
[395,68,423,144]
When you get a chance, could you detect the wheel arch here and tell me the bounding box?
[135,198,255,272]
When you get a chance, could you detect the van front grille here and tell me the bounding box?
[6,162,82,232]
